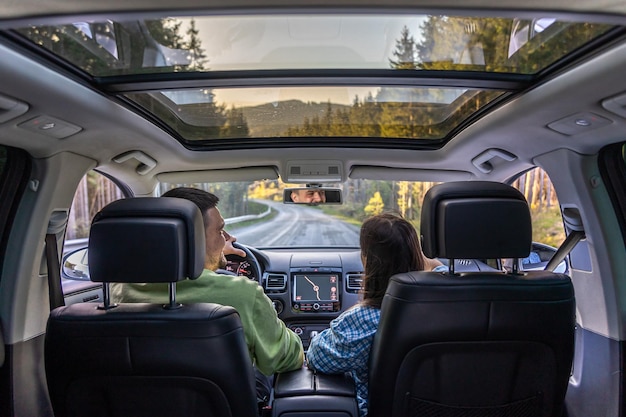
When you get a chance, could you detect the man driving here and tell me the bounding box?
[112,187,304,406]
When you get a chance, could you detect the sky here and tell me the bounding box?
[176,15,425,106]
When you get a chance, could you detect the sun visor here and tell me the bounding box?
[157,166,279,183]
[350,166,471,182]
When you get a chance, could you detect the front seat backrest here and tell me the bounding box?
[368,181,575,417]
[45,197,258,417]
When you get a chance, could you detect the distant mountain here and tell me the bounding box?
[239,100,351,137]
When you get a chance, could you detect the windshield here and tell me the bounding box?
[65,170,565,250]
[157,179,436,248]
[157,172,565,248]
[157,180,436,248]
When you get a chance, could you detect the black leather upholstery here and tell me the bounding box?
[89,197,206,283]
[272,367,359,417]
[368,181,575,417]
[420,181,532,259]
[45,197,258,417]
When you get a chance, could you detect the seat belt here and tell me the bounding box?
[46,210,69,311]
[545,208,585,273]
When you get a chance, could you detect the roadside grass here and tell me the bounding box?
[319,206,363,227]
[247,200,269,215]
[531,206,566,247]
[227,207,279,232]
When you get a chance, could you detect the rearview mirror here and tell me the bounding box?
[283,187,342,205]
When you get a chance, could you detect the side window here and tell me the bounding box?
[511,167,566,271]
[65,171,125,248]
[62,171,125,301]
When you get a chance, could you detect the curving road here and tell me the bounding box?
[228,200,360,247]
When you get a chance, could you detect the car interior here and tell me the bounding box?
[1,1,626,416]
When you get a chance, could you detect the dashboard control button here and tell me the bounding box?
[313,303,320,311]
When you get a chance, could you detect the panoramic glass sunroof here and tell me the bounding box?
[17,15,613,76]
[125,86,505,141]
[13,14,615,143]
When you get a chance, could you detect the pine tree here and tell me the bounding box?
[221,107,250,138]
[389,26,417,69]
[147,18,184,49]
[349,93,381,137]
[185,19,207,70]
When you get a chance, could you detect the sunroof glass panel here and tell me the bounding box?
[124,86,507,141]
[16,15,614,76]
[12,14,616,144]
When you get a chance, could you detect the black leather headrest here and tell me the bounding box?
[88,197,206,283]
[420,181,532,259]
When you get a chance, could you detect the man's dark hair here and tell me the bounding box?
[162,187,219,226]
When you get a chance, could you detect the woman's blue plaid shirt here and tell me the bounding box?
[306,304,381,417]
[306,265,448,416]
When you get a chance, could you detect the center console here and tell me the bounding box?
[259,252,360,416]
[272,367,358,417]
[292,268,341,313]
[287,267,351,349]
[287,265,362,349]
[262,251,362,349]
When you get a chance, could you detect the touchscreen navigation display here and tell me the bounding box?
[293,274,338,302]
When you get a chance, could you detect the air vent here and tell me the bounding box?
[346,273,363,292]
[264,273,287,291]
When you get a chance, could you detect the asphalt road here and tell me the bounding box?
[229,200,360,247]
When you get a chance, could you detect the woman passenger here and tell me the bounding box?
[306,212,447,417]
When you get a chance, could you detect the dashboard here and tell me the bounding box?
[224,258,257,279]
[225,246,363,349]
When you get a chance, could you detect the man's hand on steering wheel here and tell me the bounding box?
[223,230,246,257]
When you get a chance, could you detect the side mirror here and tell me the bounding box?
[519,242,569,274]
[62,248,90,281]
[283,187,342,205]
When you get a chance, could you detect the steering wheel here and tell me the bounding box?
[217,242,263,283]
